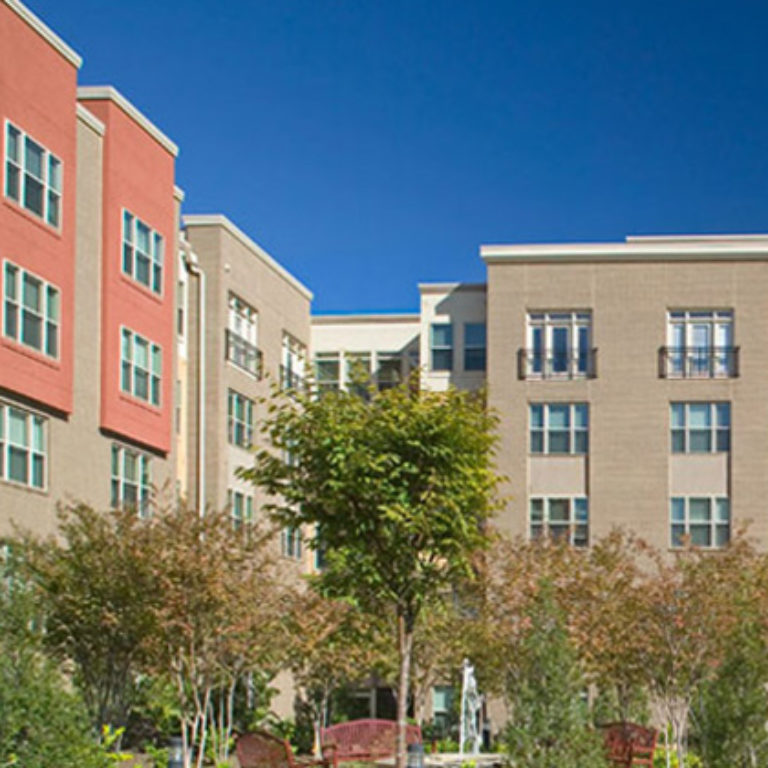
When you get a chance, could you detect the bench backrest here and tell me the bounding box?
[602,722,658,767]
[321,719,422,759]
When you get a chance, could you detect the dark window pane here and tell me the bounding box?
[24,175,43,215]
[21,311,42,350]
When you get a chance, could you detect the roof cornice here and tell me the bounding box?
[77,86,179,157]
[312,313,420,325]
[75,103,105,135]
[3,0,82,68]
[183,214,313,301]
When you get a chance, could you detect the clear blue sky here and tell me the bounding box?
[28,0,768,312]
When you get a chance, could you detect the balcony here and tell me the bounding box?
[517,348,598,380]
[658,346,739,379]
[225,330,263,379]
[280,365,306,393]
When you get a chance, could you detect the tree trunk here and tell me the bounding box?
[396,611,414,768]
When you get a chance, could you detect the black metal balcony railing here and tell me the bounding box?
[225,330,263,379]
[658,346,739,379]
[517,348,598,380]
[280,365,306,392]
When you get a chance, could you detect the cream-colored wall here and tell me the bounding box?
[487,258,768,551]
[419,284,486,392]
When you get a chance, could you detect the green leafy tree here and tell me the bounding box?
[503,581,608,768]
[242,378,500,768]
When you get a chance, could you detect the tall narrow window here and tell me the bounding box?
[122,210,164,294]
[315,352,341,393]
[281,526,303,559]
[524,312,592,379]
[0,403,46,490]
[281,333,306,391]
[120,328,162,406]
[111,444,151,517]
[430,324,453,371]
[463,323,486,371]
[3,262,60,359]
[5,122,61,227]
[226,294,261,378]
[228,390,254,449]
[228,489,254,530]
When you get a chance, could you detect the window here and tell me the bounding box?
[3,261,60,358]
[432,686,454,735]
[670,497,730,548]
[228,489,254,531]
[228,390,254,449]
[315,352,340,393]
[530,404,588,454]
[671,403,730,453]
[530,497,589,547]
[376,352,403,390]
[281,333,306,391]
[5,121,62,227]
[523,311,593,379]
[226,294,262,378]
[122,210,163,293]
[664,310,735,378]
[0,403,46,490]
[345,352,372,397]
[430,324,453,371]
[120,328,162,406]
[281,526,303,559]
[464,323,486,371]
[111,444,151,517]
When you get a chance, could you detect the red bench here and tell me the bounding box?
[237,729,330,768]
[320,719,422,767]
[602,722,658,767]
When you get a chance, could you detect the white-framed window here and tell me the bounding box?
[525,311,592,379]
[226,294,261,378]
[227,489,254,531]
[670,497,730,549]
[315,352,340,393]
[430,324,453,371]
[228,390,254,449]
[530,497,589,547]
[375,352,403,390]
[530,403,588,455]
[3,261,60,359]
[4,121,62,228]
[281,332,306,391]
[0,403,46,490]
[665,310,734,378]
[671,403,730,453]
[281,526,303,559]
[111,444,151,517]
[464,323,486,371]
[120,328,162,406]
[122,210,163,294]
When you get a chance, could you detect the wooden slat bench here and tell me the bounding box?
[237,729,331,768]
[320,719,422,767]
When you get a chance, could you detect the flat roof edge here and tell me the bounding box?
[75,103,105,135]
[77,86,179,157]
[4,0,82,68]
[183,214,314,301]
[312,313,420,325]
[418,281,486,293]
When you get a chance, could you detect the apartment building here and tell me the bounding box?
[179,215,313,559]
[0,0,179,536]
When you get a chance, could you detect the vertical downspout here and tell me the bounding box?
[185,248,206,516]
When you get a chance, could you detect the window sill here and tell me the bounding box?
[3,197,63,239]
[118,391,162,415]
[1,337,61,370]
[119,272,165,305]
[0,476,48,496]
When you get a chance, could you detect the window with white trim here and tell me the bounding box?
[122,210,163,294]
[281,332,306,391]
[228,489,254,530]
[228,294,258,345]
[228,390,254,449]
[430,324,453,371]
[525,311,592,378]
[3,261,60,359]
[4,121,62,228]
[530,497,589,547]
[530,403,588,454]
[670,403,730,453]
[0,403,46,490]
[670,497,730,548]
[315,352,340,393]
[111,444,151,517]
[665,310,734,378]
[281,526,303,559]
[120,328,162,406]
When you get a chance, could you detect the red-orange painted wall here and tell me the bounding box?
[78,97,176,454]
[0,4,77,413]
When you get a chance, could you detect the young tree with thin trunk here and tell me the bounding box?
[241,378,500,768]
